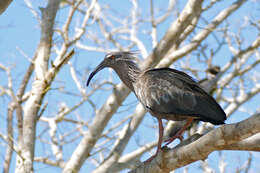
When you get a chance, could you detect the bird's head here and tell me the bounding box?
[86,51,137,86]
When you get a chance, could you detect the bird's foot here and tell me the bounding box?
[164,134,183,146]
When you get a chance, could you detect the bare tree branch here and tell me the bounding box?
[1,0,260,172]
[158,0,247,67]
[130,113,260,173]
[63,1,203,172]
[15,0,62,172]
[143,0,203,68]
[3,103,15,173]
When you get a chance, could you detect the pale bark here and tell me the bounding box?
[62,83,131,173]
[15,1,62,172]
[1,0,260,172]
[63,1,203,172]
[143,0,203,69]
[129,113,260,173]
[3,103,14,173]
[158,0,247,67]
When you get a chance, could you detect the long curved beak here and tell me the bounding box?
[86,61,106,86]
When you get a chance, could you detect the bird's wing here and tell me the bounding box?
[135,68,226,124]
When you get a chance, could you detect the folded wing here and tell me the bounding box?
[135,68,226,125]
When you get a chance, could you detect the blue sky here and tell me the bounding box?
[0,0,260,172]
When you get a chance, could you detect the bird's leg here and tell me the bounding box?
[164,118,194,146]
[144,118,164,163]
[157,118,164,153]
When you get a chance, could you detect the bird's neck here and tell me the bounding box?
[114,61,141,91]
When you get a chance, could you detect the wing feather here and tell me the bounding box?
[134,68,226,124]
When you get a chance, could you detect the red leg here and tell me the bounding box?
[156,118,164,154]
[144,118,164,163]
[164,118,194,146]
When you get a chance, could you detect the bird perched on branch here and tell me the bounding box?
[87,51,226,162]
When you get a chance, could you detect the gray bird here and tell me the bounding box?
[87,51,226,162]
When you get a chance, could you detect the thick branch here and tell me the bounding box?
[219,133,260,151]
[158,0,246,67]
[130,113,260,173]
[3,103,14,173]
[143,0,202,69]
[62,83,130,173]
[63,1,203,172]
[92,104,146,173]
[15,0,61,172]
